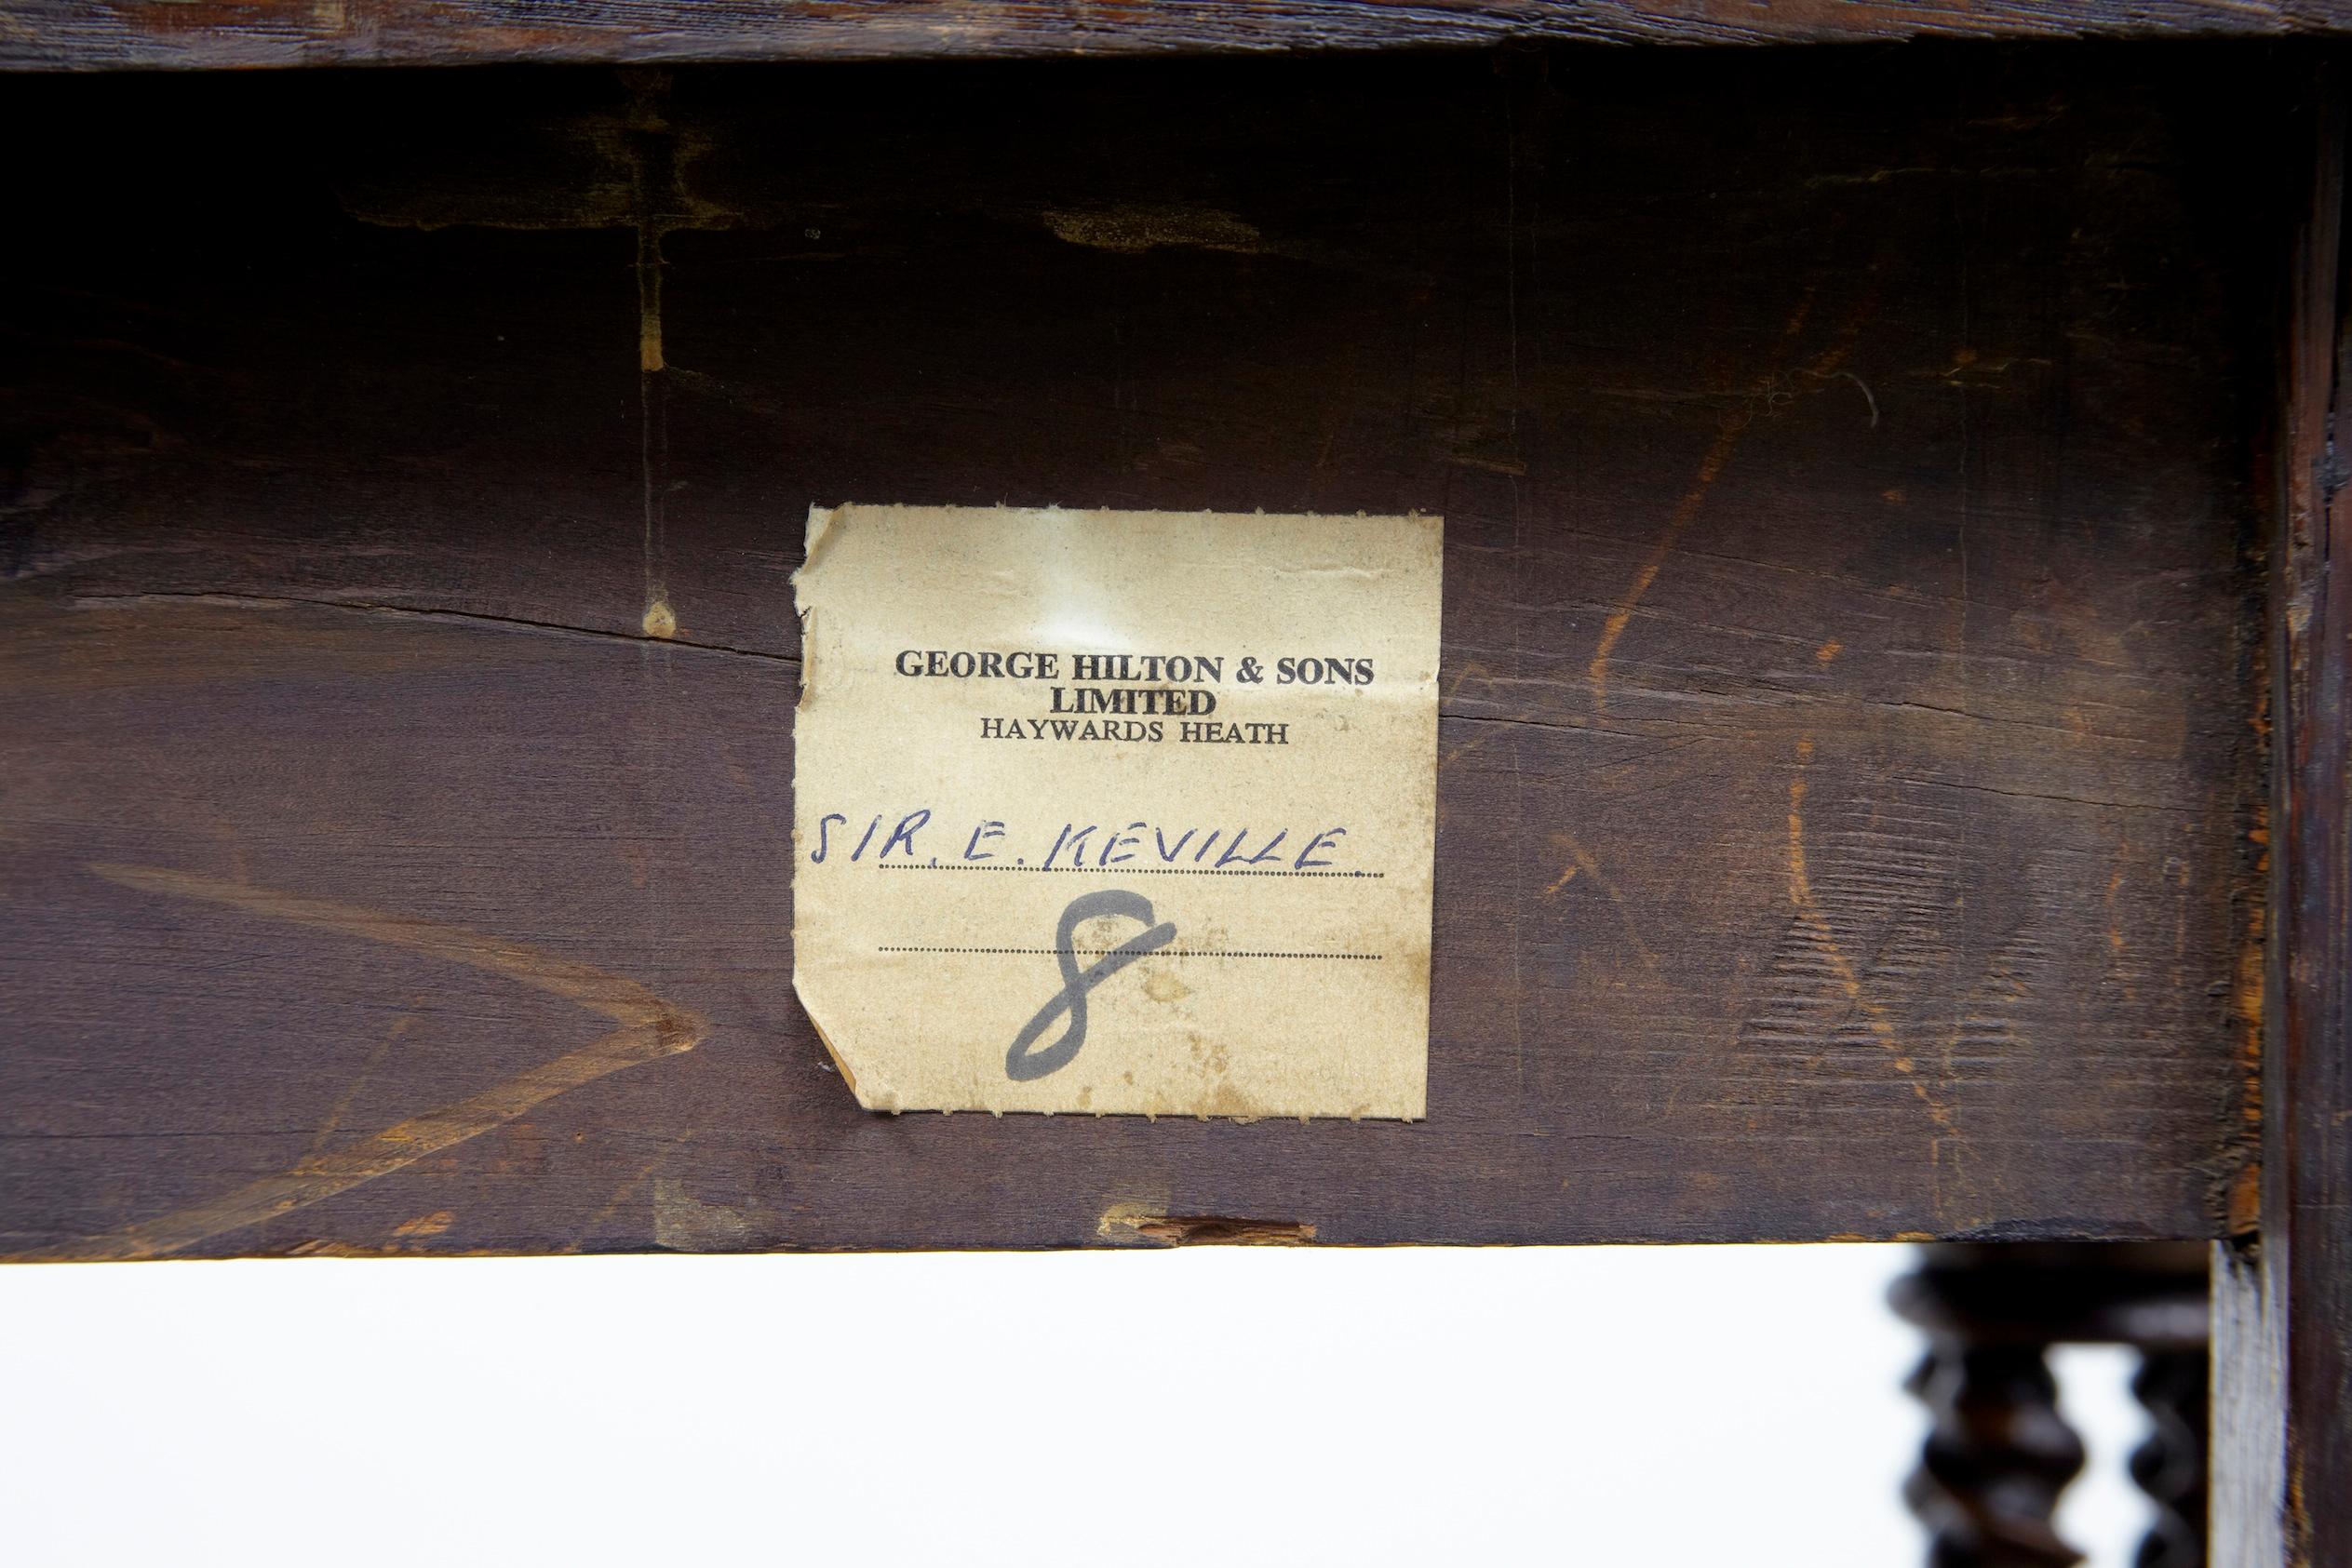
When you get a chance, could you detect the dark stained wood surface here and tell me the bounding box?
[2211,51,2352,1568]
[7,0,2352,71]
[0,47,2277,1258]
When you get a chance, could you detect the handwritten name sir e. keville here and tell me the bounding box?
[806,811,1358,874]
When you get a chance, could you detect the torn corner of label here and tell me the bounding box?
[789,503,1442,1121]
[791,972,873,1106]
[797,503,843,584]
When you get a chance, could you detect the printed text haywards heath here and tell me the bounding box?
[892,649,1378,748]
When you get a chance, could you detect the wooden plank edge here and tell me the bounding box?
[9,0,2352,74]
[2213,46,2352,1568]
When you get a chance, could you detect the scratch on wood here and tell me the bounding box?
[563,1158,664,1253]
[1544,829,1659,969]
[91,864,688,1027]
[7,864,706,1263]
[1584,400,1758,713]
[60,591,795,666]
[301,1010,415,1164]
[1586,269,1879,712]
[628,69,677,643]
[1781,740,1963,1146]
[1783,747,1898,1052]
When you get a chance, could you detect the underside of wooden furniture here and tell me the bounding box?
[9,13,2350,1561]
[0,45,2283,1258]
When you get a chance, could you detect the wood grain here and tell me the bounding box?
[0,47,2276,1256]
[2211,53,2352,1568]
[7,0,2352,71]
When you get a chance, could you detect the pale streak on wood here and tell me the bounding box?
[1545,828,1660,969]
[563,1158,665,1253]
[1583,396,1761,715]
[1781,739,1964,1141]
[629,72,677,643]
[7,864,706,1263]
[89,864,688,1028]
[16,1024,686,1263]
[1584,284,1812,713]
[1584,272,1878,712]
[300,1010,414,1163]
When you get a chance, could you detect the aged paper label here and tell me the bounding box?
[791,504,1441,1119]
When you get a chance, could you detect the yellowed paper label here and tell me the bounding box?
[790,504,1442,1119]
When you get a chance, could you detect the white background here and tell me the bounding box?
[1,1247,2148,1566]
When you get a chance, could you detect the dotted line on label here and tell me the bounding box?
[877,945,1384,961]
[877,863,1383,878]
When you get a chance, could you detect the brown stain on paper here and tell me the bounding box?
[1143,969,1191,1004]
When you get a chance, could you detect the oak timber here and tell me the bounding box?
[0,47,2274,1256]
